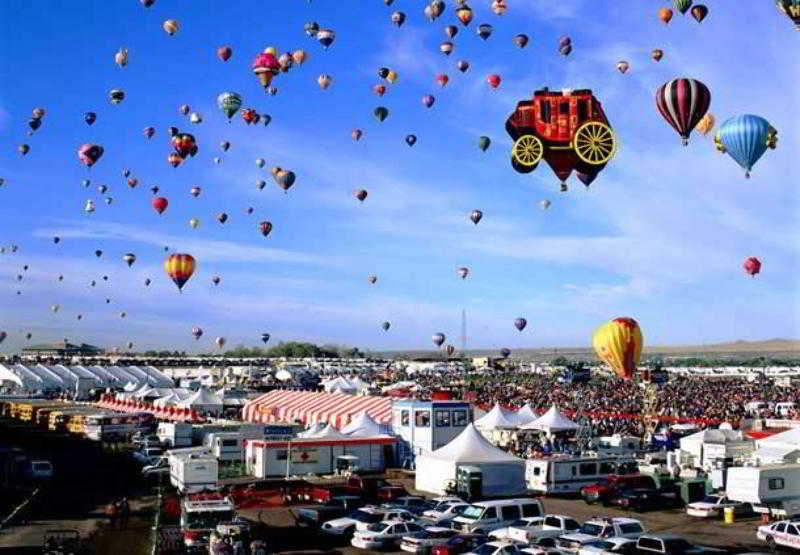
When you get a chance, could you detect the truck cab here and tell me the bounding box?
[557,517,646,551]
[180,498,235,553]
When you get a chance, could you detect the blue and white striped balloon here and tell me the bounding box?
[714,114,777,178]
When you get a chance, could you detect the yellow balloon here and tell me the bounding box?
[189,218,199,229]
[694,113,715,136]
[386,70,398,83]
[264,46,278,57]
[592,317,643,380]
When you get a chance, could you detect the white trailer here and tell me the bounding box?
[157,422,193,448]
[170,453,218,494]
[727,464,800,517]
[525,454,637,495]
[203,430,263,462]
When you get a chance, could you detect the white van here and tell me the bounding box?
[451,498,544,534]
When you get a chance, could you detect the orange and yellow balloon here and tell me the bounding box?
[165,253,195,291]
[592,317,643,380]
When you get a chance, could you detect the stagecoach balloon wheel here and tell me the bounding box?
[574,122,615,165]
[511,134,543,167]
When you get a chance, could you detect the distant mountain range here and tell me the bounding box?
[377,339,800,361]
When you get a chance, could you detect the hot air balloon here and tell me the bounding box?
[152,197,168,215]
[513,34,529,48]
[540,199,552,210]
[429,0,445,20]
[165,253,195,291]
[317,29,335,49]
[144,278,151,286]
[97,185,108,194]
[217,92,242,120]
[435,73,449,87]
[486,74,501,89]
[261,333,270,344]
[256,180,266,191]
[217,213,228,224]
[256,158,266,168]
[354,189,368,202]
[212,276,221,286]
[127,177,138,188]
[405,135,417,146]
[171,133,196,159]
[457,267,469,279]
[444,345,456,357]
[374,106,389,122]
[373,84,386,97]
[674,0,692,15]
[216,337,226,349]
[304,22,319,37]
[84,199,96,213]
[387,70,398,83]
[95,249,103,257]
[167,126,179,137]
[433,333,446,347]
[694,113,715,136]
[714,115,777,178]
[456,4,473,25]
[143,126,155,139]
[391,11,406,26]
[422,95,435,108]
[292,49,308,65]
[616,61,629,74]
[477,23,493,39]
[78,144,104,167]
[192,326,203,340]
[691,4,708,22]
[115,48,129,67]
[368,275,377,284]
[119,312,126,319]
[123,253,136,267]
[53,237,60,244]
[592,317,643,380]
[776,1,800,29]
[84,112,96,125]
[179,104,191,116]
[651,49,664,62]
[514,317,527,331]
[492,0,508,15]
[469,210,482,225]
[127,342,134,350]
[220,141,231,153]
[655,78,711,145]
[109,89,125,104]
[26,333,32,340]
[445,25,458,38]
[217,45,232,61]
[51,304,59,313]
[743,256,761,277]
[252,52,280,90]
[381,321,391,331]
[659,8,673,24]
[440,41,454,56]
[189,112,202,124]
[27,118,41,133]
[276,170,296,192]
[352,129,363,141]
[32,107,45,119]
[317,74,332,90]
[457,60,469,72]
[163,19,179,35]
[259,221,272,237]
[150,186,159,195]
[189,218,199,229]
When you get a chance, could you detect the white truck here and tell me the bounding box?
[506,514,581,544]
[203,430,263,462]
[169,450,218,494]
[157,422,193,448]
[557,517,646,551]
[726,464,800,518]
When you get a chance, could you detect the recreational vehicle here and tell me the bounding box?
[525,454,638,495]
[726,464,800,517]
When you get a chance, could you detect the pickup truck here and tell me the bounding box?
[634,534,726,555]
[310,475,408,504]
[293,496,365,527]
[557,517,646,551]
[504,514,581,543]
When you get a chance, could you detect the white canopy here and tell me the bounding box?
[474,403,518,430]
[304,423,349,439]
[297,422,327,438]
[520,405,579,433]
[512,403,537,426]
[425,424,522,463]
[341,410,385,437]
[176,387,223,413]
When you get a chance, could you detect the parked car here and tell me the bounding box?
[577,538,637,555]
[132,446,164,465]
[431,533,489,555]
[422,500,471,526]
[388,496,432,515]
[520,536,569,554]
[351,520,424,550]
[506,514,581,544]
[609,488,682,512]
[634,534,726,555]
[757,519,800,551]
[685,495,750,518]
[466,540,522,555]
[293,496,365,527]
[132,433,160,447]
[557,517,646,551]
[28,459,54,481]
[581,475,657,505]
[489,517,544,541]
[321,506,415,537]
[401,527,460,554]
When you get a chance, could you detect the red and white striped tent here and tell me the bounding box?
[242,390,392,428]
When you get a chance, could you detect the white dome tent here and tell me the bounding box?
[474,403,518,430]
[415,424,527,497]
[512,403,537,426]
[520,405,580,435]
[176,387,223,416]
[341,410,387,437]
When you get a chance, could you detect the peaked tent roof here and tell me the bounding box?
[474,403,518,430]
[341,410,385,437]
[297,422,327,438]
[512,403,537,426]
[520,405,579,432]
[425,424,524,463]
[177,387,223,408]
[306,423,349,439]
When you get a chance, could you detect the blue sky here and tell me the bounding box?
[0,1,798,353]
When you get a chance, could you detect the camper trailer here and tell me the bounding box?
[157,422,193,448]
[203,430,263,462]
[726,464,800,518]
[526,454,638,495]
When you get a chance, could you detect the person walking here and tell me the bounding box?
[119,497,130,529]
[105,501,118,529]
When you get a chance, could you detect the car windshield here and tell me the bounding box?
[701,496,722,504]
[579,523,604,536]
[436,503,453,513]
[461,505,484,519]
[365,522,388,533]
[472,544,498,555]
[352,510,382,523]
[664,539,694,551]
[185,510,234,530]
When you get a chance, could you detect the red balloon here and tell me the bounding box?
[743,257,761,277]
[152,197,168,215]
[487,74,501,89]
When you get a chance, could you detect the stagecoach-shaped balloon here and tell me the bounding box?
[506,87,617,191]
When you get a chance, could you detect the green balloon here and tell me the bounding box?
[673,0,692,14]
[217,92,242,120]
[373,106,389,122]
[478,136,491,151]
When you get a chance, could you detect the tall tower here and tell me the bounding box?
[461,309,467,353]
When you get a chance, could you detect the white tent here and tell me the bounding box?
[512,403,537,426]
[474,403,518,430]
[305,423,349,440]
[297,422,327,438]
[176,387,223,415]
[341,411,386,437]
[415,424,527,496]
[520,405,579,434]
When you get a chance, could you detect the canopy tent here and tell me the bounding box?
[512,403,537,426]
[242,390,392,428]
[297,422,327,438]
[302,423,350,440]
[520,405,580,433]
[0,364,26,389]
[415,424,526,496]
[341,410,387,437]
[176,387,223,415]
[474,403,518,430]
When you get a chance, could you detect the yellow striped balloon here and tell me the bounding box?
[164,253,195,291]
[592,317,643,380]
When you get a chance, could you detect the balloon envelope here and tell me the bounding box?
[592,317,643,380]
